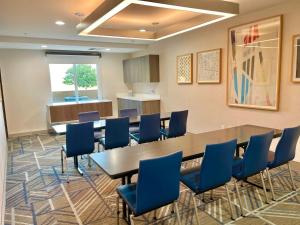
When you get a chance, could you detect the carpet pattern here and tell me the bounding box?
[4,133,300,225]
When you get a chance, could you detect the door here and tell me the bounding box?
[0,69,8,138]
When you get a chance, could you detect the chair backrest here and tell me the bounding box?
[241,131,274,178]
[272,126,300,167]
[105,117,130,150]
[198,139,237,192]
[139,113,161,144]
[168,110,188,138]
[78,111,100,123]
[66,122,94,157]
[135,151,182,215]
[119,108,138,118]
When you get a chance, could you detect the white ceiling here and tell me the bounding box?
[0,0,289,53]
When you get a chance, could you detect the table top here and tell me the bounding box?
[90,125,281,179]
[52,112,171,135]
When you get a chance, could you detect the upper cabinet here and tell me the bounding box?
[123,55,159,83]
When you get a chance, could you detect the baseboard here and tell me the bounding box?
[8,129,49,138]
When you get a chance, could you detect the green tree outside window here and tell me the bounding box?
[63,64,97,89]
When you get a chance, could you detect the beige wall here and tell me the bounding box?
[0,49,129,135]
[0,102,7,225]
[132,0,300,134]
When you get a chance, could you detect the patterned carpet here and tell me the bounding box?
[3,133,300,225]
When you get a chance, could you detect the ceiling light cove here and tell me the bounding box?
[78,0,239,41]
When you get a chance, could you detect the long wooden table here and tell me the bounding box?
[90,124,281,223]
[52,112,171,135]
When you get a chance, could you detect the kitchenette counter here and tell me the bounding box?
[116,93,160,101]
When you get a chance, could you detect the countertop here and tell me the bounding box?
[116,93,160,101]
[47,99,112,107]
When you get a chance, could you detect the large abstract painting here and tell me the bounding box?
[292,34,300,82]
[227,16,282,110]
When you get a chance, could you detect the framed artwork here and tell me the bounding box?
[197,48,221,84]
[291,34,300,82]
[227,15,282,111]
[177,53,193,84]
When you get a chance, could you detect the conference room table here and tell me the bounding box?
[90,124,281,224]
[51,111,172,135]
[52,112,171,175]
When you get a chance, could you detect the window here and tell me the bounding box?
[49,64,99,103]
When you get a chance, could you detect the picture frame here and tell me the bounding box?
[197,48,221,84]
[291,34,300,83]
[227,15,282,111]
[177,53,193,84]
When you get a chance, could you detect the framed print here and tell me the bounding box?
[197,49,221,84]
[227,15,282,111]
[291,34,300,82]
[177,53,193,84]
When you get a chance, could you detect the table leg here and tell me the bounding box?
[162,120,166,129]
[235,146,240,157]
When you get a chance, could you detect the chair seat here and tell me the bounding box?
[129,126,139,134]
[129,132,140,142]
[232,157,243,180]
[117,183,138,215]
[160,128,169,137]
[180,166,201,193]
[94,131,103,141]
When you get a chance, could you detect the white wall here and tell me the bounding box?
[132,0,300,134]
[0,49,129,135]
[0,102,7,225]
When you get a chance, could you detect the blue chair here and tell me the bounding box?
[78,111,102,150]
[161,110,188,139]
[267,126,300,200]
[119,108,139,133]
[130,113,161,144]
[180,139,237,223]
[232,131,274,216]
[78,111,100,122]
[116,151,183,225]
[99,117,130,150]
[61,122,95,182]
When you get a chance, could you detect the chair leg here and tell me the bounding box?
[174,201,182,225]
[266,168,276,201]
[129,214,135,225]
[288,162,297,191]
[64,154,69,183]
[191,195,200,225]
[88,155,91,167]
[97,142,100,152]
[116,196,120,225]
[260,171,269,204]
[61,148,64,173]
[225,184,235,220]
[234,180,245,216]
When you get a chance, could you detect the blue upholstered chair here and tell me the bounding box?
[161,110,188,139]
[130,113,161,144]
[116,151,183,225]
[119,108,139,133]
[99,117,130,150]
[78,111,102,150]
[180,139,237,223]
[232,131,274,216]
[266,126,300,200]
[78,111,100,123]
[61,122,95,182]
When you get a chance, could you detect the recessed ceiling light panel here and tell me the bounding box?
[55,21,65,26]
[78,0,239,41]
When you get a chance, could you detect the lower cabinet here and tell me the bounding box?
[117,98,160,116]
